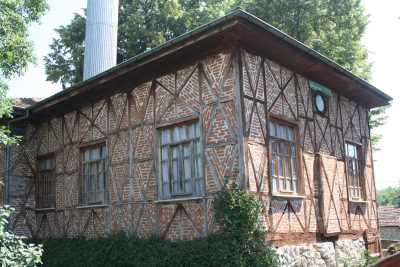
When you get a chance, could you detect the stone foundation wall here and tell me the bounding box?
[275,238,366,267]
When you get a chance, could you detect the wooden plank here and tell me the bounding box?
[233,47,247,188]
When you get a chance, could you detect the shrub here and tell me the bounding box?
[0,206,43,267]
[363,250,380,267]
[42,186,278,266]
[214,184,278,266]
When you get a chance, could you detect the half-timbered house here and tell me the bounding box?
[0,9,391,252]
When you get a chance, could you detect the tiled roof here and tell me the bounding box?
[379,206,400,227]
[13,98,42,108]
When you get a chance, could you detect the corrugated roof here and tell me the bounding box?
[379,206,400,227]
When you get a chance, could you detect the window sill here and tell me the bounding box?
[272,193,305,200]
[35,207,56,212]
[77,204,109,209]
[349,199,368,204]
[155,196,205,204]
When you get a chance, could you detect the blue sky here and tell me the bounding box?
[7,0,400,189]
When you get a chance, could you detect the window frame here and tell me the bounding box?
[35,153,56,209]
[313,91,329,116]
[157,119,204,200]
[344,141,365,201]
[79,141,108,206]
[268,115,303,196]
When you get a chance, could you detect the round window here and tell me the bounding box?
[315,93,326,113]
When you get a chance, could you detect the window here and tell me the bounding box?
[269,120,299,194]
[80,143,107,205]
[159,121,203,199]
[36,155,56,208]
[314,92,327,114]
[345,142,363,200]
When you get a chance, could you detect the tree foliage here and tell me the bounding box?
[0,81,16,146]
[369,105,388,150]
[236,0,386,147]
[44,0,386,145]
[44,13,85,89]
[0,0,48,79]
[378,186,400,208]
[237,0,371,79]
[0,207,43,266]
[0,0,48,144]
[0,1,47,264]
[45,0,371,85]
[214,184,279,266]
[44,0,236,88]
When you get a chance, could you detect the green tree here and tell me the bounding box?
[0,0,47,78]
[44,0,386,146]
[0,81,14,145]
[0,0,48,144]
[44,0,236,88]
[0,207,43,266]
[236,0,386,147]
[236,0,371,79]
[0,0,47,265]
[214,185,279,266]
[44,13,85,89]
[44,0,371,85]
[369,105,388,151]
[378,186,400,207]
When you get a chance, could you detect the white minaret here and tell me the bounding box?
[83,0,119,80]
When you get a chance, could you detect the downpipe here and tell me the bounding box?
[4,109,30,204]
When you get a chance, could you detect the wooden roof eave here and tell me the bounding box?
[28,21,241,120]
[234,18,391,108]
[27,9,391,121]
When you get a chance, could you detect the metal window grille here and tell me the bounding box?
[36,156,56,208]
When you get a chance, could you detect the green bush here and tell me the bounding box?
[214,185,278,266]
[42,186,278,266]
[363,250,380,266]
[0,206,43,267]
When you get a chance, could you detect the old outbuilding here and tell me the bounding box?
[0,9,391,255]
